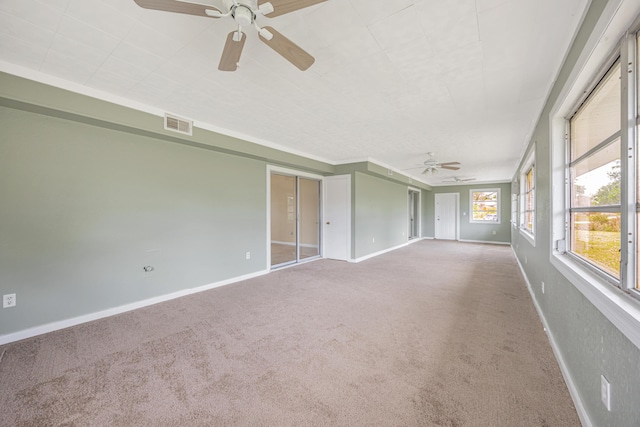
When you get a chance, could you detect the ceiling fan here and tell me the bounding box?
[419,152,461,174]
[442,177,476,183]
[133,0,327,71]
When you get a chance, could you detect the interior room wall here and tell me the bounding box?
[353,172,410,259]
[511,0,640,425]
[0,104,273,336]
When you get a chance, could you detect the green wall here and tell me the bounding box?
[353,172,410,259]
[511,0,640,425]
[0,105,268,334]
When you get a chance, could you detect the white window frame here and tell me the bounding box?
[549,1,640,350]
[469,188,501,224]
[519,145,536,246]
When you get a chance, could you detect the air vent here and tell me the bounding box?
[164,113,193,136]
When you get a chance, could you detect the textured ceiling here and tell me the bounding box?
[0,0,589,186]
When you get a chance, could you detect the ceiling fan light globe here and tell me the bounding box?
[233,5,253,26]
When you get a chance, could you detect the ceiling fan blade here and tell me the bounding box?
[133,0,221,17]
[440,165,460,170]
[258,0,328,17]
[438,162,461,166]
[259,26,315,71]
[218,31,246,71]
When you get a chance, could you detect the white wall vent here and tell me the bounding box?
[164,113,193,136]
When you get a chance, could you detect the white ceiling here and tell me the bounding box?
[0,0,589,186]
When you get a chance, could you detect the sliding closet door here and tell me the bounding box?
[270,172,321,267]
[408,189,420,239]
[299,178,320,260]
[270,174,297,266]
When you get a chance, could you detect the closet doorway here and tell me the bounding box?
[269,170,321,268]
[408,188,421,240]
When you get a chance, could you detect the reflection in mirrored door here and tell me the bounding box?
[408,189,420,239]
[299,178,320,260]
[270,173,321,267]
[271,174,297,266]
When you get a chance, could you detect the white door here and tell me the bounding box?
[435,193,458,240]
[323,175,351,260]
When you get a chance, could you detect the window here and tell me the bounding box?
[519,146,536,243]
[511,194,518,228]
[549,5,640,352]
[568,62,622,279]
[470,189,500,223]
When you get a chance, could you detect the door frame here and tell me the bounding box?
[267,165,323,270]
[434,192,460,240]
[408,187,421,240]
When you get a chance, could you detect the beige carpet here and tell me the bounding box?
[0,241,579,426]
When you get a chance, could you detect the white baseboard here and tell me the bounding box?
[0,269,269,345]
[513,250,592,427]
[459,239,511,245]
[350,237,426,263]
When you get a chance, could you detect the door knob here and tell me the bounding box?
[326,221,330,225]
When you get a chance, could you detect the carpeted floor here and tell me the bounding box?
[0,240,579,426]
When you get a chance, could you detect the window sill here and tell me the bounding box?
[551,251,640,350]
[519,228,535,247]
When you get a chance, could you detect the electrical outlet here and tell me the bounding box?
[492,230,497,235]
[601,375,611,411]
[372,237,375,243]
[3,293,16,308]
[541,281,545,294]
[525,256,528,264]
[245,251,251,260]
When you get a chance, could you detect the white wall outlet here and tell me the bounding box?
[3,293,16,308]
[372,237,375,243]
[525,256,528,264]
[541,281,545,294]
[601,375,611,411]
[492,230,497,235]
[245,251,251,260]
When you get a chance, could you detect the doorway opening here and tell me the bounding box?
[269,170,321,268]
[408,188,421,240]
